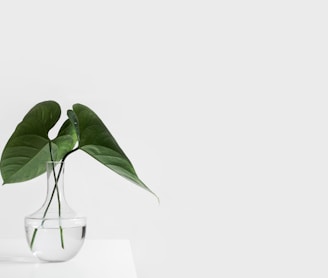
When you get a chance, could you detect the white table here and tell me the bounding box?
[0,239,138,278]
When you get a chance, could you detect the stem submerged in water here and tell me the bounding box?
[52,160,65,249]
[29,162,65,249]
[29,147,78,250]
[30,228,38,249]
[60,226,64,249]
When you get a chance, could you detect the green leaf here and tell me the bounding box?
[67,109,80,141]
[0,101,61,184]
[52,119,78,160]
[72,103,158,199]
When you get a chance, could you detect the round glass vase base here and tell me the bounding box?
[25,221,87,262]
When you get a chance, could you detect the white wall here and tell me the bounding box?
[0,1,327,277]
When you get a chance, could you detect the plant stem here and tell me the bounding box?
[29,145,79,250]
[30,228,38,249]
[30,161,64,249]
[51,158,65,249]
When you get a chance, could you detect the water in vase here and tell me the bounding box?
[25,225,86,262]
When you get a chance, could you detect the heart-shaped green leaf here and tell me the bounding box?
[0,101,61,184]
[0,101,78,184]
[72,104,157,199]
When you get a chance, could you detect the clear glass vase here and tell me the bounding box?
[25,161,87,262]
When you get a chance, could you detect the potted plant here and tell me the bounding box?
[0,100,157,262]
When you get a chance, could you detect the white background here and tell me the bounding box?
[0,1,327,277]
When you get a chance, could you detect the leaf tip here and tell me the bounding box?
[147,187,160,204]
[155,195,160,205]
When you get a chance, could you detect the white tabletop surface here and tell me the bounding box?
[0,238,138,278]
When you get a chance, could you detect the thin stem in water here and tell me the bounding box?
[51,159,65,249]
[29,145,79,250]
